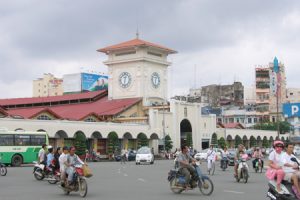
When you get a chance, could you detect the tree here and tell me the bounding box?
[211,133,218,146]
[137,133,148,147]
[74,132,87,156]
[262,136,269,148]
[250,136,257,147]
[107,131,119,154]
[165,135,173,151]
[234,135,242,148]
[186,133,193,148]
[253,121,292,134]
[218,137,226,149]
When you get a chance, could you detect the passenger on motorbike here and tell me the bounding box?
[59,146,69,186]
[65,146,85,186]
[252,147,264,169]
[177,145,199,189]
[46,146,54,169]
[234,144,245,177]
[268,140,286,194]
[53,147,62,171]
[38,144,47,165]
[221,147,229,167]
[282,143,300,198]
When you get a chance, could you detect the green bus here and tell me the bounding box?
[0,128,49,166]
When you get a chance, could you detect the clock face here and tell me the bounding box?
[119,72,132,88]
[151,72,160,88]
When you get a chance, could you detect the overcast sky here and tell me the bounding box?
[1,0,300,98]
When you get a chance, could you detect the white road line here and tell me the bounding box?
[124,173,128,177]
[137,178,146,182]
[223,190,245,194]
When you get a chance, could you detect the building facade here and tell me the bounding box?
[33,73,63,97]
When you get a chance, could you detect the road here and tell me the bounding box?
[0,160,269,200]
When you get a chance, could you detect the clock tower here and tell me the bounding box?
[98,37,177,106]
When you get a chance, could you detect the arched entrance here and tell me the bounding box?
[54,130,68,149]
[89,131,103,153]
[226,135,233,148]
[150,133,159,155]
[123,132,134,150]
[180,119,193,148]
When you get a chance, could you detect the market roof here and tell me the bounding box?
[98,38,177,54]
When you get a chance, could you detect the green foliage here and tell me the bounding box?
[262,137,269,148]
[234,135,242,148]
[250,136,257,147]
[74,132,87,156]
[165,135,173,151]
[137,133,148,148]
[186,133,193,148]
[211,133,218,145]
[253,121,292,134]
[107,131,119,154]
[218,137,226,149]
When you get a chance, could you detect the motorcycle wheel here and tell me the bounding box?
[48,172,59,184]
[169,177,184,194]
[0,166,7,176]
[242,169,248,183]
[199,177,214,196]
[34,168,44,180]
[255,167,258,173]
[79,178,88,197]
[64,190,70,195]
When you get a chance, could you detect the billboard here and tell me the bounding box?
[63,73,82,93]
[81,73,108,92]
[283,103,300,118]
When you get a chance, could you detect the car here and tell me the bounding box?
[194,148,221,161]
[294,146,300,156]
[245,149,253,158]
[227,149,236,166]
[127,150,136,161]
[135,147,154,165]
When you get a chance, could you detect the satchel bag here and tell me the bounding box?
[82,165,93,178]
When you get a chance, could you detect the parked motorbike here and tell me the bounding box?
[220,157,228,171]
[168,161,214,195]
[60,166,88,198]
[267,157,299,200]
[236,154,249,183]
[33,161,60,184]
[254,158,263,173]
[0,162,7,176]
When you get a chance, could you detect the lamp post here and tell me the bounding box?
[162,100,166,152]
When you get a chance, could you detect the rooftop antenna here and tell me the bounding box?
[135,10,140,39]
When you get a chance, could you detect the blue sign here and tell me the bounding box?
[81,73,108,92]
[283,103,300,118]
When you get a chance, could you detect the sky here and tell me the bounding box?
[1,0,300,99]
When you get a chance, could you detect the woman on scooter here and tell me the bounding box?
[268,140,286,194]
[252,147,264,169]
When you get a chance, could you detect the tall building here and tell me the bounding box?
[286,88,300,103]
[33,73,63,97]
[255,67,270,122]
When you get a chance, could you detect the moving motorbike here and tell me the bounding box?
[168,160,214,195]
[236,154,249,183]
[221,157,228,171]
[0,162,7,176]
[60,165,88,198]
[254,158,263,173]
[33,161,60,184]
[267,157,299,200]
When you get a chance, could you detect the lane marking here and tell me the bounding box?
[223,190,244,194]
[137,178,146,182]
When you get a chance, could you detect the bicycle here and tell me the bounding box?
[207,159,215,176]
[0,162,7,176]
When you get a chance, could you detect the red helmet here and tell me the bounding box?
[273,140,284,148]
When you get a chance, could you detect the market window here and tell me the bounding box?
[37,115,52,120]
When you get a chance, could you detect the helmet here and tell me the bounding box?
[273,140,284,148]
[47,145,53,150]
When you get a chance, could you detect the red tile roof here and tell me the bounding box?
[98,38,177,54]
[0,107,8,116]
[5,95,142,120]
[0,90,107,106]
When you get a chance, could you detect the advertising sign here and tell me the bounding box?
[81,73,108,92]
[283,103,300,118]
[63,73,82,93]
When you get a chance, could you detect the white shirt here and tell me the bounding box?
[207,149,216,161]
[38,148,45,163]
[268,151,284,167]
[282,152,297,173]
[59,153,68,172]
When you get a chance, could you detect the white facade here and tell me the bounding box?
[286,88,300,103]
[33,73,63,97]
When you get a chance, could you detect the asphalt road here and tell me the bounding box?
[0,160,269,200]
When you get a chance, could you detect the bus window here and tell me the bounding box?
[15,135,30,146]
[0,135,14,146]
[30,135,46,146]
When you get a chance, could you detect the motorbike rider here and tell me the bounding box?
[65,146,85,186]
[268,140,285,194]
[234,144,245,177]
[46,146,54,169]
[207,144,216,172]
[38,144,47,165]
[177,145,199,189]
[252,147,264,169]
[221,146,229,167]
[282,143,300,198]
